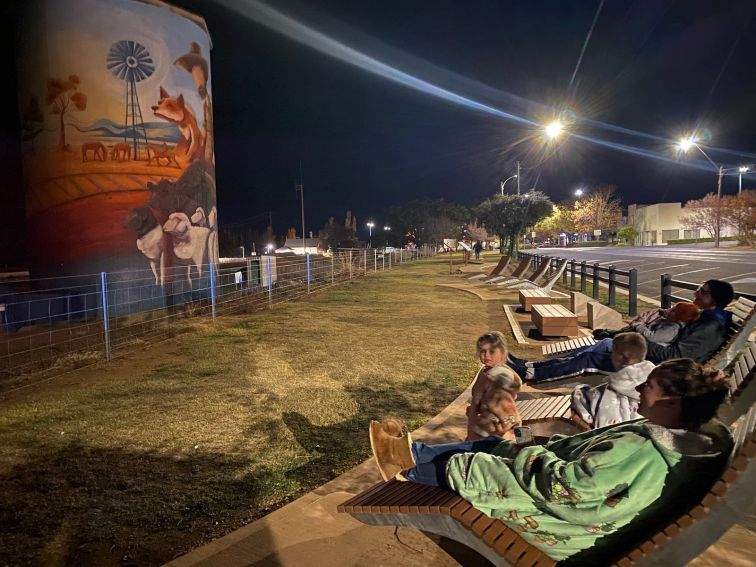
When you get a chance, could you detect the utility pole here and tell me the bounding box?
[716,165,723,249]
[516,161,521,195]
[295,162,306,253]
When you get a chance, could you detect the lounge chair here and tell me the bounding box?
[492,257,550,287]
[339,403,756,567]
[503,259,567,291]
[486,256,531,285]
[467,255,510,280]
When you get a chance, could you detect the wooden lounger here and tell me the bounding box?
[504,259,568,292]
[486,257,532,285]
[340,405,756,567]
[542,336,597,355]
[493,258,550,288]
[467,255,510,280]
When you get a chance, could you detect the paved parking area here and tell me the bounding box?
[534,246,756,300]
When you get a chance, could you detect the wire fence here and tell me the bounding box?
[0,247,432,382]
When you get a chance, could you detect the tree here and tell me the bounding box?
[722,190,756,247]
[286,227,297,239]
[46,74,87,149]
[617,225,638,245]
[475,192,553,256]
[572,185,622,238]
[387,198,469,246]
[533,204,576,241]
[681,193,729,247]
[465,220,489,242]
[320,214,358,250]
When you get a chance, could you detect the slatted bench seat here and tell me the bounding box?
[339,404,756,567]
[519,289,553,311]
[468,255,510,280]
[542,336,597,355]
[532,304,578,338]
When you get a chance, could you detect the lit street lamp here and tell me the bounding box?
[574,188,584,197]
[366,221,375,248]
[545,120,564,140]
[739,166,750,194]
[384,225,391,246]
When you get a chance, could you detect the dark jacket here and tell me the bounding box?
[646,309,730,364]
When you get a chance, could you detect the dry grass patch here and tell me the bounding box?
[0,258,503,566]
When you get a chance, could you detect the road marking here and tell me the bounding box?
[673,267,719,277]
[597,260,632,265]
[732,278,756,284]
[722,271,756,282]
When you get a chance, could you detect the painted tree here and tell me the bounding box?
[533,204,576,240]
[722,190,756,246]
[572,185,622,238]
[46,74,87,149]
[475,192,553,256]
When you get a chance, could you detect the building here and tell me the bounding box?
[281,238,321,255]
[627,202,735,246]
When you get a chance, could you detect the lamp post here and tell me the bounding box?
[500,173,518,196]
[739,166,749,194]
[366,221,374,248]
[574,188,584,197]
[384,225,391,247]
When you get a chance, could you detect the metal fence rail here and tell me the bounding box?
[520,252,638,316]
[0,247,431,380]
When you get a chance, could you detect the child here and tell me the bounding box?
[593,301,700,347]
[571,332,655,428]
[466,331,522,441]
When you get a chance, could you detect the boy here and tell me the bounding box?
[571,332,655,428]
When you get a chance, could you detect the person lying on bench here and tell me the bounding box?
[593,301,700,347]
[369,359,732,562]
[508,279,734,384]
[570,332,655,428]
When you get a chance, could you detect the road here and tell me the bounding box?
[533,245,756,301]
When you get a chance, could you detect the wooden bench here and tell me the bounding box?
[486,256,530,284]
[519,289,552,311]
[532,304,578,338]
[467,255,510,280]
[542,336,597,355]
[340,404,756,567]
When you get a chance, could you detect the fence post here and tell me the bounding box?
[562,259,568,285]
[363,249,367,274]
[400,249,403,264]
[246,258,253,290]
[382,251,385,270]
[592,263,600,300]
[209,262,217,320]
[331,253,335,284]
[570,260,576,288]
[306,254,311,293]
[580,261,587,292]
[608,265,616,306]
[374,249,377,272]
[100,271,111,361]
[389,251,392,269]
[660,274,672,309]
[629,269,638,316]
[349,250,353,279]
[267,255,273,304]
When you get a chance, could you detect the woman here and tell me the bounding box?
[369,359,732,561]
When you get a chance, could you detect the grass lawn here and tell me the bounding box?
[0,257,539,566]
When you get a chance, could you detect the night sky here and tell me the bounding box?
[6,0,756,250]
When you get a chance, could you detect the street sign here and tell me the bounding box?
[594,229,602,236]
[531,231,536,238]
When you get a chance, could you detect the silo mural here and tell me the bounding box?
[15,0,217,288]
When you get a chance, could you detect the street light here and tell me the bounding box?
[574,188,584,197]
[545,120,564,140]
[366,221,374,248]
[265,243,274,254]
[500,174,518,196]
[739,166,750,194]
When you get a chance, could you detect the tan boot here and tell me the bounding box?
[369,420,416,481]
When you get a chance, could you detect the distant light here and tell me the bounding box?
[739,166,749,173]
[574,188,584,197]
[678,136,696,152]
[366,221,375,228]
[384,226,391,231]
[545,121,564,140]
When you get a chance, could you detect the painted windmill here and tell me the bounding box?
[106,40,154,159]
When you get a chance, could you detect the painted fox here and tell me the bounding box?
[152,86,204,163]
